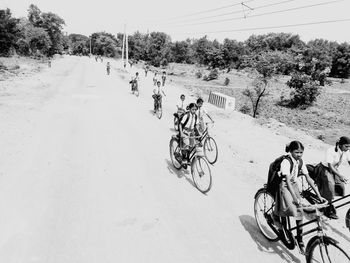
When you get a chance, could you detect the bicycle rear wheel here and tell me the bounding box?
[156,107,162,119]
[169,138,182,170]
[191,156,212,194]
[203,136,218,164]
[306,236,350,263]
[254,188,279,241]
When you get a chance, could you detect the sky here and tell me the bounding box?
[1,0,350,43]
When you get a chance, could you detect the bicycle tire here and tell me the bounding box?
[191,156,212,194]
[169,138,182,170]
[254,188,279,241]
[306,236,350,263]
[346,208,350,231]
[203,136,218,164]
[157,107,162,119]
[174,116,179,131]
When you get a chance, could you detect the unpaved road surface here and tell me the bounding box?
[0,56,349,263]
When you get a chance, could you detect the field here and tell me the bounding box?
[145,62,350,145]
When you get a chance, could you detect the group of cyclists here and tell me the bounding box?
[99,57,349,259]
[266,136,350,254]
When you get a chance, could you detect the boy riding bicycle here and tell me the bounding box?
[152,81,166,112]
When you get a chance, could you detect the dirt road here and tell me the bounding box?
[0,56,348,263]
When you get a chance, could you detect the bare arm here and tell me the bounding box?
[328,163,347,182]
[284,174,300,205]
[305,174,324,201]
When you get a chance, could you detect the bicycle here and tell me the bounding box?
[107,67,110,75]
[130,80,139,97]
[154,95,162,119]
[254,185,350,262]
[173,110,185,131]
[169,133,212,194]
[198,121,218,165]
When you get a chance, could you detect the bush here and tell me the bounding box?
[195,71,202,78]
[287,73,322,108]
[204,68,219,81]
[224,77,230,86]
[239,105,251,114]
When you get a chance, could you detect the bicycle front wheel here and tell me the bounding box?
[174,116,179,131]
[191,156,212,194]
[254,188,279,241]
[169,138,182,170]
[306,236,350,263]
[203,136,218,164]
[156,107,162,119]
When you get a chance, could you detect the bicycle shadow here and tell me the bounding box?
[165,159,197,190]
[325,221,350,243]
[239,215,302,263]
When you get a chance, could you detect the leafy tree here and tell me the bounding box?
[0,8,19,56]
[145,31,172,67]
[16,18,51,55]
[171,39,195,64]
[68,33,89,55]
[287,73,322,108]
[330,42,350,79]
[27,4,42,27]
[91,32,119,57]
[40,12,66,55]
[242,52,277,118]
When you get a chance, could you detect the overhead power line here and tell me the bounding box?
[167,0,345,27]
[177,18,350,35]
[164,0,296,25]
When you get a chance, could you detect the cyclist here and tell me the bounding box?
[273,141,324,253]
[314,136,350,219]
[152,81,166,113]
[196,98,214,134]
[144,65,149,77]
[106,62,110,75]
[161,71,166,86]
[153,72,158,86]
[129,72,140,94]
[178,103,199,165]
[177,94,186,115]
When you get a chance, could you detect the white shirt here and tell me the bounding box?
[177,100,185,111]
[280,153,308,181]
[181,113,197,130]
[322,147,350,168]
[197,107,208,121]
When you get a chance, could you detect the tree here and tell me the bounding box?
[27,4,42,27]
[16,18,51,55]
[40,12,66,55]
[242,52,277,118]
[68,33,89,55]
[91,32,119,57]
[0,8,19,56]
[287,73,322,108]
[330,42,350,79]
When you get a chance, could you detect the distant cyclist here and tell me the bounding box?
[129,72,140,94]
[176,94,186,116]
[144,65,149,77]
[153,72,158,86]
[152,81,166,113]
[161,71,166,86]
[106,62,110,75]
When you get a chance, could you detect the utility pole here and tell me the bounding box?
[89,37,92,56]
[125,30,129,66]
[122,24,126,66]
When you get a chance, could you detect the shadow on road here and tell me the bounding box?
[165,159,197,190]
[239,215,302,263]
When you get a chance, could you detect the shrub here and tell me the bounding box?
[195,71,202,78]
[224,77,230,86]
[204,68,219,81]
[239,104,251,114]
[287,73,322,108]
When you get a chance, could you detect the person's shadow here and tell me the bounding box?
[165,159,197,191]
[239,215,302,263]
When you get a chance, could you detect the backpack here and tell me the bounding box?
[266,155,303,196]
[179,111,197,130]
